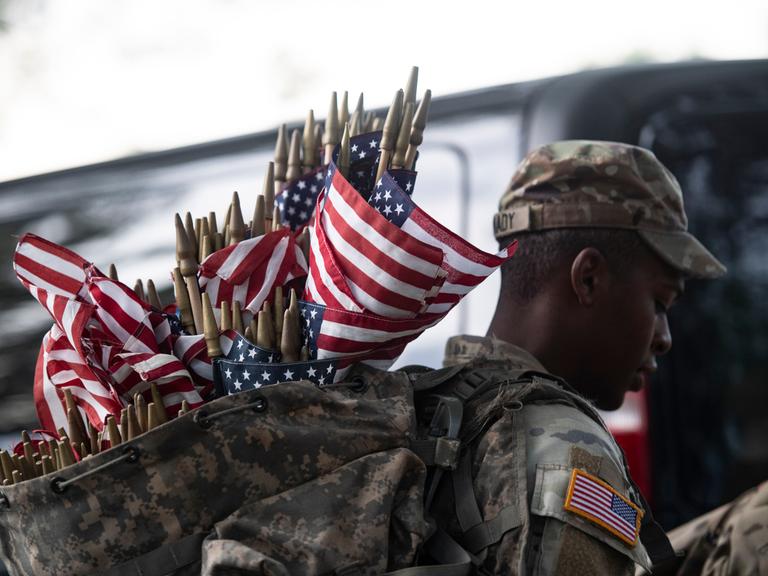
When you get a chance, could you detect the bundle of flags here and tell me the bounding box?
[12,87,516,440]
[14,235,205,435]
[295,133,514,380]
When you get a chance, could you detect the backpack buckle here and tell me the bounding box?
[428,395,464,470]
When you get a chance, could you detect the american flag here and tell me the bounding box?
[299,300,438,369]
[305,166,446,319]
[198,228,307,314]
[368,171,515,314]
[14,234,204,433]
[276,166,325,230]
[215,332,338,393]
[564,469,643,546]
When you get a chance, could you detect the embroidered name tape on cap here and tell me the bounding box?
[563,468,644,547]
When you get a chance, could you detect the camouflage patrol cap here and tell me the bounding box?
[494,140,726,279]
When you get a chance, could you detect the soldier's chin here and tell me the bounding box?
[630,371,647,392]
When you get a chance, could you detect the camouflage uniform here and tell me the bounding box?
[430,141,728,574]
[638,480,768,575]
[436,335,656,575]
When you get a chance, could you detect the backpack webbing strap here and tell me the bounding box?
[384,528,474,576]
[103,532,205,575]
[453,451,483,534]
[634,484,678,567]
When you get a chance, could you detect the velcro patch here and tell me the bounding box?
[563,468,643,547]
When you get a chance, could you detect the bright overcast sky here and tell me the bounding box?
[0,0,766,182]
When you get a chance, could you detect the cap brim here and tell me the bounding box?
[638,229,726,279]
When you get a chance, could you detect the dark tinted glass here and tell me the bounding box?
[643,92,768,528]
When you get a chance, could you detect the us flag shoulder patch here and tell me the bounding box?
[563,468,644,547]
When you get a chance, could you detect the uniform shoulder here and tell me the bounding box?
[520,401,652,571]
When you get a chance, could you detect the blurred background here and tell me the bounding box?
[0,0,767,539]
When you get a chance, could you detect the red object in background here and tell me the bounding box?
[601,389,653,506]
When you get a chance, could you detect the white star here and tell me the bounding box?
[309,329,314,338]
[358,151,366,159]
[224,368,232,379]
[238,353,245,362]
[283,369,295,380]
[252,381,261,389]
[383,189,392,200]
[405,181,413,192]
[297,181,306,190]
[309,309,317,319]
[261,370,271,381]
[318,375,326,385]
[327,364,334,373]
[300,210,308,220]
[292,193,301,202]
[351,144,359,152]
[376,180,383,189]
[307,366,317,377]
[306,193,315,203]
[369,139,378,148]
[394,203,404,215]
[288,206,296,215]
[237,339,244,349]
[233,379,242,390]
[242,370,251,381]
[248,348,257,358]
[374,191,382,201]
[268,354,274,362]
[315,171,324,180]
[383,204,392,216]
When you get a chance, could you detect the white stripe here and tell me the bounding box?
[15,264,78,300]
[439,281,475,296]
[41,335,68,431]
[425,302,454,314]
[218,238,262,280]
[401,218,499,277]
[16,242,86,285]
[308,225,362,312]
[345,277,416,319]
[320,317,440,343]
[67,386,113,420]
[96,307,154,354]
[244,236,289,313]
[160,389,204,406]
[61,300,85,351]
[189,358,213,380]
[575,480,613,505]
[328,183,440,277]
[304,268,327,306]
[322,208,432,306]
[201,275,220,301]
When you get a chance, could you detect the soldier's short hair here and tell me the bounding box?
[499,228,647,303]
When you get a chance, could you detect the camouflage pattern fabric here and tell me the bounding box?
[637,479,768,576]
[434,335,655,575]
[493,140,726,279]
[0,368,427,576]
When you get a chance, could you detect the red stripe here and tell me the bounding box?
[331,171,444,266]
[324,197,438,290]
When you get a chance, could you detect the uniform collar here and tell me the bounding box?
[443,334,548,373]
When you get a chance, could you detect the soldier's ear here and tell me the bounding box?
[570,247,609,307]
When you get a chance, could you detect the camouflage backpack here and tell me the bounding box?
[0,360,595,576]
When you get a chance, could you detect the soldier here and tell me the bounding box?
[437,140,726,574]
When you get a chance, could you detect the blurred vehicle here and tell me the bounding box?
[0,59,766,536]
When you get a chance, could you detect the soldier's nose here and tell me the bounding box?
[652,313,672,356]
